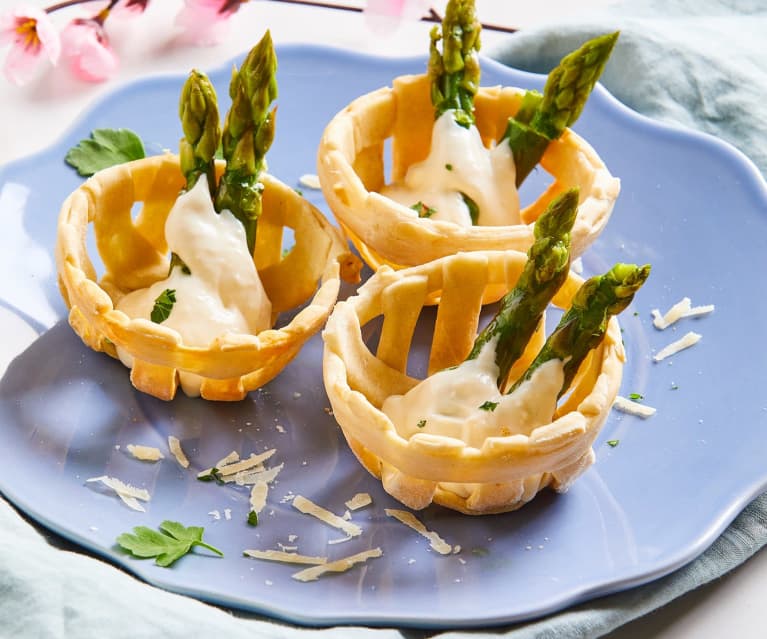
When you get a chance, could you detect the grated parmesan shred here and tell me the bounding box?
[249,480,269,515]
[613,395,657,418]
[167,436,190,468]
[298,173,322,190]
[291,548,383,582]
[652,297,714,330]
[653,331,702,362]
[344,492,372,511]
[126,444,164,462]
[217,449,276,477]
[244,549,327,565]
[86,475,151,512]
[385,509,454,555]
[292,495,362,538]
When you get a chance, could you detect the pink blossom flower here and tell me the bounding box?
[175,0,247,46]
[363,0,432,34]
[61,18,119,83]
[114,0,151,17]
[0,5,61,86]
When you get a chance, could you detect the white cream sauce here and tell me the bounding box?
[116,177,272,396]
[382,340,563,449]
[381,111,520,227]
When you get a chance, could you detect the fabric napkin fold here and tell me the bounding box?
[2,1,766,638]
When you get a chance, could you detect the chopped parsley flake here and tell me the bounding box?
[628,393,643,401]
[416,419,426,429]
[150,288,176,324]
[670,384,679,390]
[606,439,620,447]
[478,401,499,412]
[247,511,259,526]
[411,201,437,218]
[445,163,453,171]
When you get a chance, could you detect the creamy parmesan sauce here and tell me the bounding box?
[382,340,563,449]
[381,111,520,226]
[116,177,272,396]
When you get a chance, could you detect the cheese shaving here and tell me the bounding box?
[652,297,714,329]
[292,495,362,537]
[86,475,150,512]
[249,481,269,514]
[126,444,164,462]
[613,395,657,418]
[217,449,276,477]
[298,173,321,189]
[244,549,327,565]
[227,463,284,486]
[385,509,453,555]
[291,548,383,582]
[653,331,702,361]
[216,451,240,467]
[344,492,372,511]
[167,435,190,468]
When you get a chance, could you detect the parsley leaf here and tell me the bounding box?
[247,511,259,526]
[606,439,620,448]
[628,392,643,401]
[411,201,437,218]
[151,288,176,324]
[479,401,499,412]
[416,419,427,429]
[65,128,146,177]
[116,520,223,567]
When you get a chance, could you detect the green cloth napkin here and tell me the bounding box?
[2,2,766,638]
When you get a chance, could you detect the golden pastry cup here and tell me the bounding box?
[322,250,625,515]
[317,73,620,273]
[56,154,360,402]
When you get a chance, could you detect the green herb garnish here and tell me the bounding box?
[628,392,643,401]
[247,511,259,526]
[416,419,427,429]
[478,401,498,412]
[116,520,223,567]
[65,128,146,177]
[460,192,479,225]
[196,467,222,483]
[606,439,619,447]
[445,163,453,171]
[150,288,176,324]
[411,201,437,218]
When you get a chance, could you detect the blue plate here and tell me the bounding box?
[0,45,765,629]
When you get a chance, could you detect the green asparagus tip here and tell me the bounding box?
[179,69,221,193]
[428,0,481,126]
[532,31,620,140]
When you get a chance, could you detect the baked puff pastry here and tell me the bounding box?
[316,73,620,273]
[56,154,359,401]
[322,250,624,515]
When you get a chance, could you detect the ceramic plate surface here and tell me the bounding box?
[0,46,766,629]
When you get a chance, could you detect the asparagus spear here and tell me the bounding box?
[428,0,481,128]
[179,69,221,196]
[467,187,579,389]
[214,30,278,255]
[508,262,651,398]
[505,31,619,187]
[172,70,222,274]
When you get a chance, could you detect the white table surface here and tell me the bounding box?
[0,2,764,637]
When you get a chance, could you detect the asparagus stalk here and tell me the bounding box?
[509,262,651,398]
[505,31,619,187]
[214,30,278,255]
[428,0,481,128]
[179,69,221,196]
[467,188,579,389]
[172,69,222,274]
